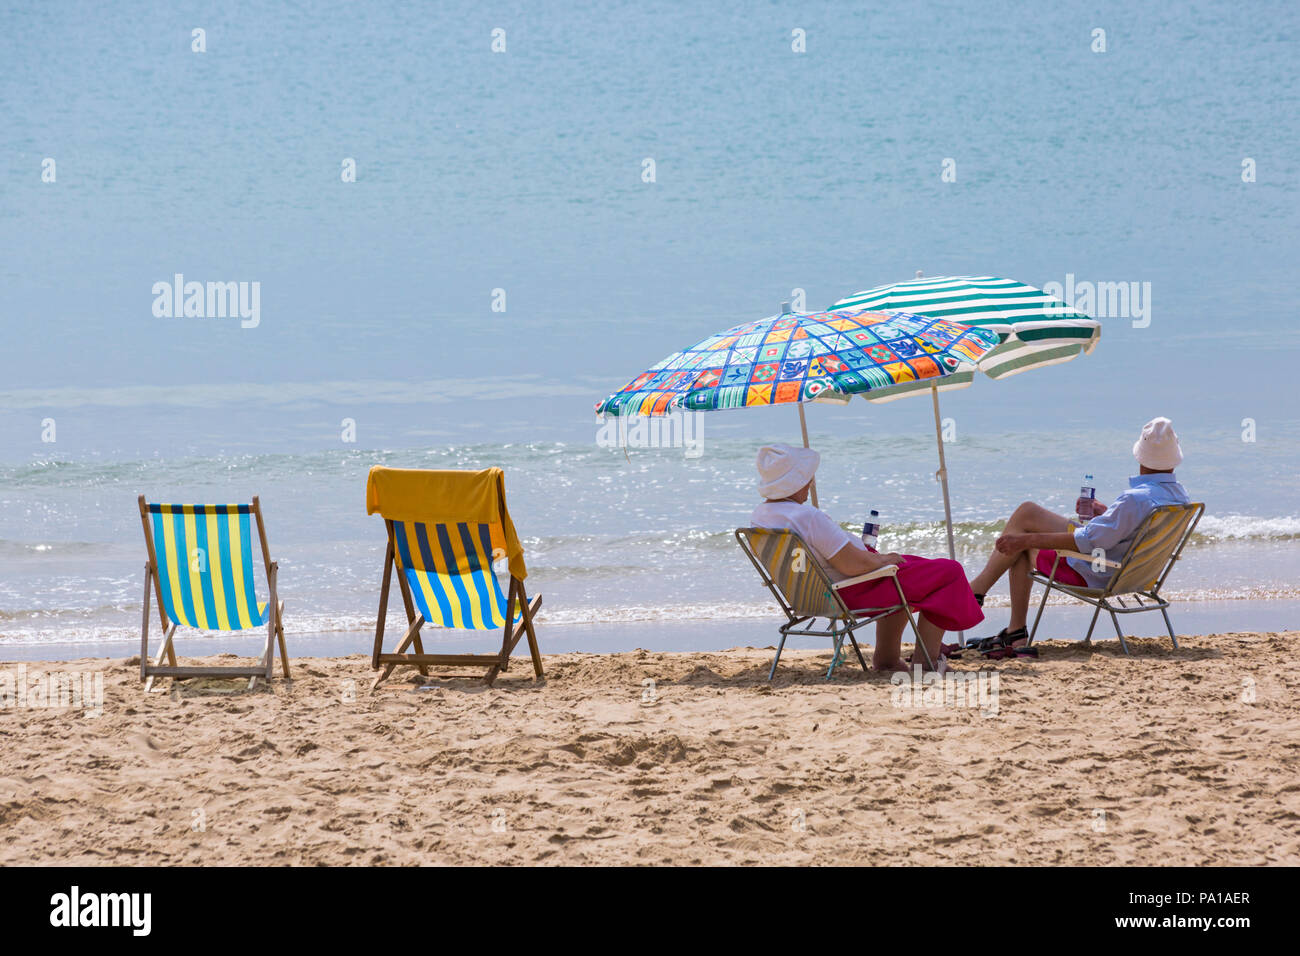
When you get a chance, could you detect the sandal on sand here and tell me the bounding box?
[971,627,1027,653]
[983,644,1039,660]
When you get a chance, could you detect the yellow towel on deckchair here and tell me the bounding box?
[364,466,527,582]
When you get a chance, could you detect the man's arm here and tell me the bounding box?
[995,530,1077,556]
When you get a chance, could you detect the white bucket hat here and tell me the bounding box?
[1133,417,1183,471]
[756,443,820,499]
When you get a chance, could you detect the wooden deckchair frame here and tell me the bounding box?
[137,495,288,691]
[736,527,932,680]
[369,512,543,692]
[1028,502,1204,654]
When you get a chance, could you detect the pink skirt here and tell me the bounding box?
[837,555,984,632]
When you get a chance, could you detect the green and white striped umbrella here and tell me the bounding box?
[824,275,1102,584]
[830,275,1100,399]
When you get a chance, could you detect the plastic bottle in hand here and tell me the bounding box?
[1075,475,1096,524]
[861,510,880,552]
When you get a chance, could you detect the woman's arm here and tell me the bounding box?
[826,542,903,577]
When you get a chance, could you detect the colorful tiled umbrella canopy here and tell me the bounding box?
[595,309,999,417]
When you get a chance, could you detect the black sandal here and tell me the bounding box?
[973,626,1028,655]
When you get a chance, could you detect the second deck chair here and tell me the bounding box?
[137,496,288,690]
[366,466,543,690]
[735,527,931,680]
[1028,502,1204,653]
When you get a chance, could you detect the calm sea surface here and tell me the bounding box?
[2,1,1296,653]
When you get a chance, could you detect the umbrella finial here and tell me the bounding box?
[916,270,923,278]
[780,301,792,315]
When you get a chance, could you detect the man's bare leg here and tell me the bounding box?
[970,501,1072,597]
[1006,550,1034,632]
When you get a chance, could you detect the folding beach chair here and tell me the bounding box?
[735,527,931,680]
[137,496,287,690]
[1028,502,1204,653]
[366,466,543,690]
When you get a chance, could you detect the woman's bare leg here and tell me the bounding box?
[915,615,945,669]
[873,611,907,670]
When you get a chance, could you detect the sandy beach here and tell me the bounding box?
[3,630,1297,866]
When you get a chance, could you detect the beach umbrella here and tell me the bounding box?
[595,307,1000,507]
[831,275,1099,384]
[827,275,1101,557]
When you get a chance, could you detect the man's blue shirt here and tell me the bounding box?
[1068,473,1190,588]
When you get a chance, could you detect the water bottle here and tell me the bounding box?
[861,510,880,551]
[1075,475,1096,524]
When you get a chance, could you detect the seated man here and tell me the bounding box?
[969,417,1189,650]
[749,443,983,671]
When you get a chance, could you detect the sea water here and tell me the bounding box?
[1,0,1297,655]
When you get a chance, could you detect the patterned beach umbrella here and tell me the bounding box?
[825,275,1102,571]
[595,309,999,417]
[830,275,1100,393]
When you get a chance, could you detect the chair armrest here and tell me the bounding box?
[1054,549,1122,570]
[832,564,899,589]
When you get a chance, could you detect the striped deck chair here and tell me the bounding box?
[1028,502,1204,653]
[366,466,542,690]
[137,496,287,690]
[735,527,931,680]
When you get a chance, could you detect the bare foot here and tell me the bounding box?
[872,660,910,673]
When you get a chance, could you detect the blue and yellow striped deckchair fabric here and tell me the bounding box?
[146,503,268,630]
[391,519,509,630]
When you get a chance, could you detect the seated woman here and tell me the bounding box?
[749,443,983,672]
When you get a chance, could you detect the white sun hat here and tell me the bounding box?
[756,443,821,499]
[1133,417,1183,470]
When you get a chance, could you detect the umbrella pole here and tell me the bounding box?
[931,385,966,647]
[798,402,819,509]
[930,386,956,560]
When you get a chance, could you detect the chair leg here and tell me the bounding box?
[140,565,152,683]
[276,601,290,677]
[251,630,272,691]
[847,627,870,673]
[144,623,177,693]
[370,615,426,692]
[1161,606,1179,650]
[1109,609,1130,655]
[826,627,846,680]
[768,630,790,682]
[891,578,932,669]
[1028,580,1053,646]
[902,606,932,669]
[1082,603,1103,645]
[519,590,544,680]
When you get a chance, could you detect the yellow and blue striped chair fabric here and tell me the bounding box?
[751,529,844,620]
[1108,504,1199,595]
[392,520,509,630]
[147,503,268,630]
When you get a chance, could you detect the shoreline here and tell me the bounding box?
[4,597,1298,662]
[3,632,1297,865]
